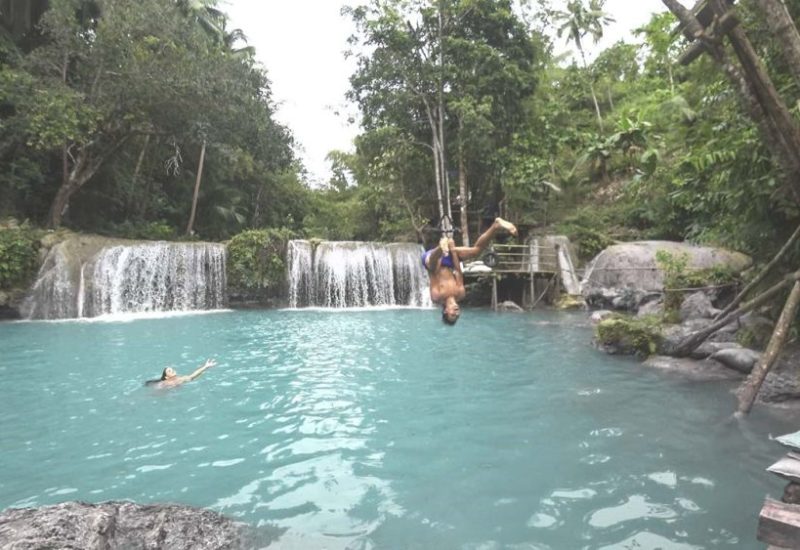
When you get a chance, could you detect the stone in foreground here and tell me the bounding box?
[0,501,273,550]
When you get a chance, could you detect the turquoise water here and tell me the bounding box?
[0,309,793,549]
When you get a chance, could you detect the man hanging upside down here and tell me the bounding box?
[422,217,517,325]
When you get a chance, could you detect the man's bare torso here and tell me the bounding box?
[429,262,465,304]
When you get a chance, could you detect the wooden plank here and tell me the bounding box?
[758,498,800,548]
[768,455,800,484]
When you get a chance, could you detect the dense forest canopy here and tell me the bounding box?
[1,0,800,268]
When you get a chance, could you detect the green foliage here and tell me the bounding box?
[655,250,738,315]
[1,0,297,238]
[595,314,663,357]
[555,204,627,262]
[226,228,296,292]
[0,228,40,289]
[107,221,177,241]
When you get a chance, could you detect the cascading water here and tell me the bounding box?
[287,240,431,308]
[22,241,227,320]
[85,243,226,316]
[287,240,313,308]
[22,242,79,320]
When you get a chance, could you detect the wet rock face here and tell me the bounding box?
[0,501,273,550]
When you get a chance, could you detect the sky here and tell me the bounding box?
[225,0,668,186]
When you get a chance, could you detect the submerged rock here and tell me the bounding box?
[642,356,743,382]
[497,300,524,312]
[0,501,273,550]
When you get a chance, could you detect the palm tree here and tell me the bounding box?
[554,0,614,130]
[176,0,225,43]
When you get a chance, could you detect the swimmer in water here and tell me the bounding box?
[145,359,216,388]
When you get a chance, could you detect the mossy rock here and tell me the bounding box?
[556,294,586,310]
[595,315,664,358]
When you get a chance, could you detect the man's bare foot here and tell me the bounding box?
[495,217,517,236]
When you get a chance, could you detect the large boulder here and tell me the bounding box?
[757,345,800,404]
[0,501,272,549]
[710,347,761,374]
[680,291,720,321]
[582,241,751,311]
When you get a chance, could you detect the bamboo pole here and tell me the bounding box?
[675,270,800,356]
[737,280,800,414]
[716,222,800,320]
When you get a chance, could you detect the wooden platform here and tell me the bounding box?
[759,430,800,548]
[460,243,567,310]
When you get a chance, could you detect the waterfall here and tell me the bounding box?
[287,240,431,308]
[21,242,80,320]
[22,241,227,319]
[287,240,313,308]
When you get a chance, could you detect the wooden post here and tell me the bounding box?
[554,244,562,301]
[529,275,535,310]
[491,275,498,311]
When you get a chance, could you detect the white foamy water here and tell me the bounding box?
[22,242,227,319]
[287,240,431,308]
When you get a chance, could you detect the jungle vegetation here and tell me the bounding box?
[1,0,800,270]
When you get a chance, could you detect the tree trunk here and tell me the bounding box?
[131,134,150,216]
[722,6,800,183]
[186,139,207,236]
[48,181,79,229]
[662,0,800,199]
[423,99,445,221]
[753,0,800,90]
[579,47,603,131]
[737,279,800,414]
[457,121,469,246]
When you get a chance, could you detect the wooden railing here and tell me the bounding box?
[481,243,560,274]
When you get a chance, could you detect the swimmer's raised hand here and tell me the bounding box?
[203,359,217,369]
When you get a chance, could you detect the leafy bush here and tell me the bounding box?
[226,228,296,292]
[0,228,40,289]
[108,220,177,241]
[656,250,738,318]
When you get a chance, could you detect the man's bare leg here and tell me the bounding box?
[455,217,517,260]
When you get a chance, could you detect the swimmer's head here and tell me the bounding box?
[442,298,460,325]
[161,367,177,380]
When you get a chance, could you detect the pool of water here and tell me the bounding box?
[0,309,793,548]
